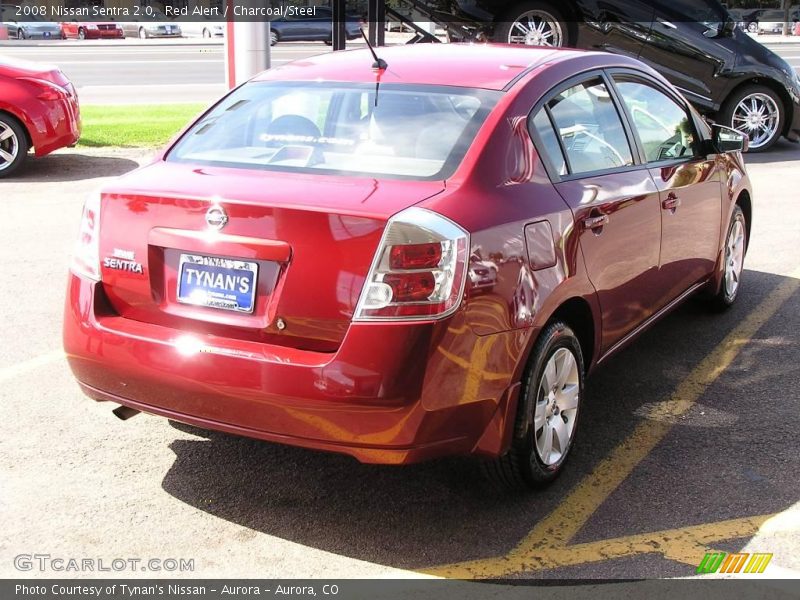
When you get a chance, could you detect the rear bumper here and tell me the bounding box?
[30,94,81,157]
[64,274,521,464]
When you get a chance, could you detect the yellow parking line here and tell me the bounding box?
[427,269,800,578]
[0,350,64,384]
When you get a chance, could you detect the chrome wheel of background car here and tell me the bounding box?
[78,28,85,40]
[724,217,746,299]
[747,21,759,33]
[269,30,278,46]
[0,121,20,173]
[138,27,147,39]
[731,92,780,150]
[508,10,564,46]
[203,28,211,39]
[533,347,579,466]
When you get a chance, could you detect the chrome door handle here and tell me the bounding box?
[662,195,681,211]
[583,214,609,230]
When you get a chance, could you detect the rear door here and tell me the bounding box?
[610,72,723,303]
[575,0,655,60]
[529,73,664,353]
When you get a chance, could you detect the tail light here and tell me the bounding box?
[354,207,469,321]
[18,77,69,101]
[70,193,102,282]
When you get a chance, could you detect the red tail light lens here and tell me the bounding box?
[389,243,442,270]
[18,77,69,101]
[354,208,469,321]
[70,193,102,282]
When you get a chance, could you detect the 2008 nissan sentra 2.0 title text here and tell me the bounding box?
[64,44,752,491]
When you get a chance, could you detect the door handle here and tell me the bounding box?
[583,214,609,230]
[662,195,681,212]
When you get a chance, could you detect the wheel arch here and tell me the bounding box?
[545,296,596,374]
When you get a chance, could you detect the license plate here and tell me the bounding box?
[177,253,258,313]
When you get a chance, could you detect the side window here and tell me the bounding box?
[530,109,567,177]
[546,78,634,175]
[614,79,699,163]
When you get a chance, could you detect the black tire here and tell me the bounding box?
[708,206,747,311]
[0,113,30,178]
[719,85,784,153]
[482,321,585,491]
[492,1,568,47]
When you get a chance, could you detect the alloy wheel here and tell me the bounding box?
[724,218,746,298]
[508,10,563,46]
[731,92,780,150]
[270,31,278,45]
[533,347,579,466]
[0,121,20,173]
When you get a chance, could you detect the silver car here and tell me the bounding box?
[0,5,63,39]
[120,8,182,39]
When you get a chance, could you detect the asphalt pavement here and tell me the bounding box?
[0,135,798,580]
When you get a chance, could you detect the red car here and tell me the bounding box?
[64,45,751,489]
[60,21,124,40]
[0,56,81,177]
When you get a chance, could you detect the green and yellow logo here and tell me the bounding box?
[696,552,772,574]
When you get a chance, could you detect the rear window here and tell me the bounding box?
[167,82,500,180]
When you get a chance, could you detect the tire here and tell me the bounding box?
[708,206,747,311]
[78,28,85,40]
[483,321,584,491]
[719,85,784,152]
[0,114,30,179]
[17,29,26,40]
[747,21,759,33]
[202,28,211,39]
[493,1,567,47]
[269,30,278,46]
[138,27,148,40]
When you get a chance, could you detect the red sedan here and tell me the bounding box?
[64,45,751,489]
[60,21,124,40]
[0,56,81,177]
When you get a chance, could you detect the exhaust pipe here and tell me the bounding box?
[112,405,141,420]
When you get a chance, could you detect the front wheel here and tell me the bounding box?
[483,321,584,490]
[708,206,747,311]
[493,2,567,47]
[719,85,784,152]
[0,114,30,178]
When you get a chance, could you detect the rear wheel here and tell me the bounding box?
[483,321,584,490]
[493,2,566,47]
[0,114,29,178]
[708,206,747,311]
[719,85,784,152]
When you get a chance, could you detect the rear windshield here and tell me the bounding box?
[167,81,500,180]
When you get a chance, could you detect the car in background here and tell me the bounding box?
[0,55,80,177]
[60,20,124,40]
[0,5,63,39]
[180,17,223,38]
[755,9,799,34]
[269,6,363,45]
[0,22,8,39]
[120,9,181,39]
[64,44,751,490]
[430,0,800,151]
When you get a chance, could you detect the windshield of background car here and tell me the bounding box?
[166,82,501,180]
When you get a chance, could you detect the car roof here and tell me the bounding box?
[252,43,594,91]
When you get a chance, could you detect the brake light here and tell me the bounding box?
[354,207,469,321]
[70,193,102,282]
[18,77,69,101]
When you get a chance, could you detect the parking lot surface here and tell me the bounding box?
[0,141,799,580]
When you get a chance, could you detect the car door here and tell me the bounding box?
[611,73,723,304]
[529,73,664,353]
[575,0,655,60]
[638,0,736,111]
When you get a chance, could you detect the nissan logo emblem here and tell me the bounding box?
[205,205,228,230]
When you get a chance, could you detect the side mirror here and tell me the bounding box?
[713,124,749,153]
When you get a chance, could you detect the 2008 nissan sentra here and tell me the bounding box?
[64,44,752,490]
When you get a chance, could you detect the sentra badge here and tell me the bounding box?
[104,248,144,274]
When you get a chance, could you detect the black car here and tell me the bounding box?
[431,0,800,151]
[270,7,363,46]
